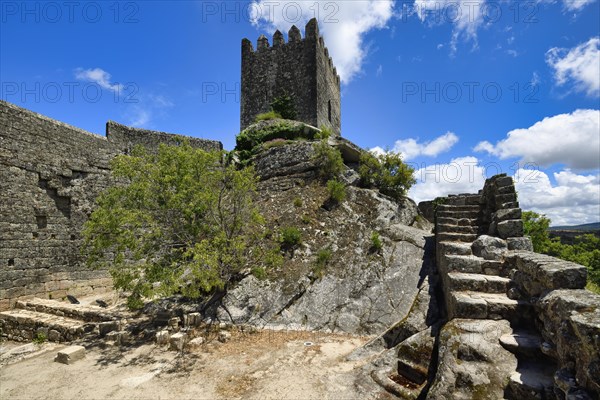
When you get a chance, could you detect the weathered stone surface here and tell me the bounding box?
[538,290,600,395]
[155,330,169,345]
[507,237,533,251]
[253,140,316,181]
[187,337,204,350]
[427,319,517,399]
[506,251,588,297]
[218,330,232,343]
[54,345,85,364]
[471,235,507,261]
[497,219,524,239]
[169,332,186,351]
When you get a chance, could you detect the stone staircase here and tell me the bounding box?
[0,297,124,343]
[435,193,556,398]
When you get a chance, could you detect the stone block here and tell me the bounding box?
[169,332,186,351]
[187,337,204,350]
[183,312,201,327]
[495,208,521,222]
[497,220,523,239]
[156,330,169,345]
[507,237,533,251]
[472,235,507,261]
[99,321,120,337]
[55,345,85,364]
[218,330,232,343]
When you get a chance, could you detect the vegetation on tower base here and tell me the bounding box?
[523,210,600,292]
[82,141,280,309]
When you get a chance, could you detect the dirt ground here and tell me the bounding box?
[0,330,370,400]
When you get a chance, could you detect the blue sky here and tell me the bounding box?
[1,0,599,225]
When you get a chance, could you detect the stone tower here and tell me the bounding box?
[240,18,341,135]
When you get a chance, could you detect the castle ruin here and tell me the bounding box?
[241,18,341,135]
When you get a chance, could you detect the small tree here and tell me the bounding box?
[522,211,551,253]
[313,139,344,180]
[83,142,276,309]
[359,151,416,199]
[270,94,296,120]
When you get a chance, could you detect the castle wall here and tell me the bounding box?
[0,101,222,310]
[240,19,341,135]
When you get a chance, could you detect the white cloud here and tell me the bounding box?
[124,93,174,128]
[561,0,597,11]
[372,132,459,160]
[408,156,487,203]
[414,0,486,54]
[249,0,394,83]
[514,168,600,226]
[546,37,600,97]
[74,68,123,93]
[475,109,600,170]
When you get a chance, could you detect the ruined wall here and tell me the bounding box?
[240,18,341,135]
[0,101,222,310]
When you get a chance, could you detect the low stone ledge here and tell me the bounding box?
[506,251,587,297]
[538,290,600,395]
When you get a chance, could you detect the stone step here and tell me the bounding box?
[436,217,478,227]
[438,241,472,256]
[500,331,544,359]
[448,291,532,321]
[436,224,478,234]
[0,309,95,342]
[444,195,481,206]
[442,255,505,275]
[436,232,477,243]
[447,272,510,293]
[437,210,481,219]
[437,204,481,212]
[508,361,555,400]
[16,298,118,322]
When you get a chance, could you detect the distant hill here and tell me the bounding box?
[549,222,600,231]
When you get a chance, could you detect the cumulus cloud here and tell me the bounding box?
[74,68,123,93]
[249,0,394,83]
[546,37,600,97]
[414,0,486,53]
[474,109,600,170]
[371,131,459,160]
[514,168,600,226]
[408,156,488,202]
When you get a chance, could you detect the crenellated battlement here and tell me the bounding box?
[240,18,341,134]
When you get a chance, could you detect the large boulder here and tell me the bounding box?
[427,319,517,399]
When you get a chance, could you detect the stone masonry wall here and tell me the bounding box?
[0,101,222,310]
[240,18,341,135]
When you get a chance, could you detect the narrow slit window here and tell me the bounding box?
[328,100,332,123]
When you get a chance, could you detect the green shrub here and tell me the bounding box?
[270,94,297,120]
[280,227,302,249]
[370,231,383,253]
[315,126,332,140]
[255,110,282,122]
[32,332,47,345]
[301,215,311,224]
[251,266,268,280]
[293,197,303,207]
[312,248,332,278]
[327,179,346,204]
[262,139,291,150]
[359,151,415,199]
[313,139,344,180]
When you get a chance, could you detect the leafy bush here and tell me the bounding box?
[255,110,282,122]
[82,142,277,309]
[279,226,302,249]
[270,94,297,120]
[293,197,303,207]
[370,231,383,253]
[312,248,332,278]
[301,215,311,224]
[33,332,47,344]
[359,151,416,199]
[262,139,290,150]
[327,179,346,204]
[313,139,344,180]
[315,126,332,140]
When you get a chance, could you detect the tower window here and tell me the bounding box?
[328,100,332,123]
